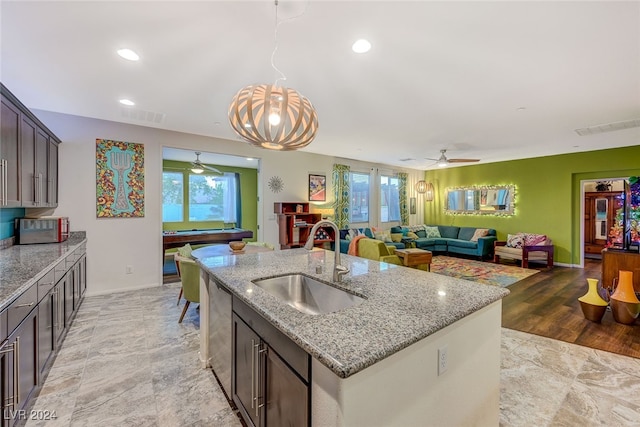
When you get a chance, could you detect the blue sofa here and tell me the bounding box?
[396,225,497,260]
[337,227,406,254]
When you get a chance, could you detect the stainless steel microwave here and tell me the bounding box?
[15,217,70,244]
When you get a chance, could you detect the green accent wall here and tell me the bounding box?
[423,145,640,265]
[162,160,258,240]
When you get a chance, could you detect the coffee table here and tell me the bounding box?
[394,248,432,271]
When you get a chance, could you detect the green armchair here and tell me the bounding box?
[175,254,201,323]
[357,238,402,266]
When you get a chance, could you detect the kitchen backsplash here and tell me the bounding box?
[0,208,25,240]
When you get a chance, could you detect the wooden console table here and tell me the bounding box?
[162,228,253,263]
[602,249,640,292]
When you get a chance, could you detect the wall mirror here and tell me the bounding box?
[445,185,515,216]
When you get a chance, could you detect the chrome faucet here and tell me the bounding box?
[304,220,350,282]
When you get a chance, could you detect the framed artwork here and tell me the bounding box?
[410,197,416,214]
[96,139,145,218]
[309,174,326,201]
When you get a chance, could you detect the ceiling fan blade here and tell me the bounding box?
[203,164,222,174]
[447,158,480,163]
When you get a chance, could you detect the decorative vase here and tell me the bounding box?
[609,270,640,325]
[578,278,609,323]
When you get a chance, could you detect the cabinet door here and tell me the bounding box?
[47,141,58,207]
[35,128,48,207]
[38,290,55,377]
[53,283,65,344]
[1,338,17,427]
[20,115,37,206]
[64,271,74,328]
[232,315,261,427]
[73,261,82,311]
[265,346,309,427]
[78,255,87,297]
[7,309,38,417]
[0,96,21,207]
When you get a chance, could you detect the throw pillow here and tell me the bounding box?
[424,226,441,238]
[406,231,419,239]
[177,243,193,257]
[524,233,547,246]
[374,229,393,243]
[470,228,489,242]
[390,233,403,243]
[506,233,524,249]
[401,227,410,237]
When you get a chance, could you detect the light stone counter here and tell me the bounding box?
[0,232,87,311]
[197,247,508,379]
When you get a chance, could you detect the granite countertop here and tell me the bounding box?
[197,248,509,379]
[0,232,87,311]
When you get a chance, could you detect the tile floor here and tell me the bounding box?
[24,283,640,427]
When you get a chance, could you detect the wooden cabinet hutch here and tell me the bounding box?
[584,191,623,256]
[602,249,640,293]
[274,202,333,249]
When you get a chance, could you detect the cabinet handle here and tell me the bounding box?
[0,159,5,205]
[39,282,55,287]
[14,302,35,308]
[257,345,266,416]
[0,340,17,409]
[15,336,20,407]
[251,339,256,410]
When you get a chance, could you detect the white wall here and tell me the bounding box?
[33,110,422,295]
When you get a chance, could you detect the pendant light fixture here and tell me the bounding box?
[416,180,435,201]
[228,1,318,151]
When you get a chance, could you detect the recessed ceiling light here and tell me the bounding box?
[117,48,139,61]
[119,99,135,106]
[246,157,254,161]
[352,39,371,53]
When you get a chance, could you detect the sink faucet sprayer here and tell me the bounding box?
[304,220,350,282]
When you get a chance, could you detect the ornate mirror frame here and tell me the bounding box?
[445,185,516,216]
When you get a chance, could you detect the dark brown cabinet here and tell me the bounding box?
[1,308,38,427]
[584,191,623,256]
[275,202,330,250]
[1,83,59,208]
[0,95,21,207]
[602,249,640,292]
[1,243,86,426]
[232,298,310,427]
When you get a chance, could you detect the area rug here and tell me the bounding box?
[430,256,539,287]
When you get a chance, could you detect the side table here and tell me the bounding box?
[395,248,432,271]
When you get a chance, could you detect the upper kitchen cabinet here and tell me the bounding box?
[1,83,60,208]
[0,95,21,207]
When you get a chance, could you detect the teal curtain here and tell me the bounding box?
[332,164,350,229]
[398,172,408,225]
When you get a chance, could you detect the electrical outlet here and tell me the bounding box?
[438,345,448,376]
[126,265,134,274]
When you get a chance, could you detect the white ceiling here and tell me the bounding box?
[1,1,639,170]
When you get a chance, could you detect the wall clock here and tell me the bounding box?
[268,176,284,193]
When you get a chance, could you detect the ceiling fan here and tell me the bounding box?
[426,149,480,167]
[188,152,222,174]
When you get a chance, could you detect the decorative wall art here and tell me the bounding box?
[96,139,145,218]
[268,176,284,193]
[309,174,326,201]
[410,197,416,214]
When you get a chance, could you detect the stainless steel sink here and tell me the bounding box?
[252,273,365,315]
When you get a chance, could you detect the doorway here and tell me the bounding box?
[582,179,625,262]
[161,147,260,281]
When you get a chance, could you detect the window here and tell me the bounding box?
[350,172,370,223]
[380,175,400,222]
[162,171,239,224]
[162,172,183,222]
[188,173,237,222]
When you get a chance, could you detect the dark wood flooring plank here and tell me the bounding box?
[501,259,639,359]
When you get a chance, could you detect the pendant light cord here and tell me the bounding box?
[271,0,310,87]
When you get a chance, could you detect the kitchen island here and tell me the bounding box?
[196,248,509,426]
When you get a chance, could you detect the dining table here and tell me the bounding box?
[191,243,273,259]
